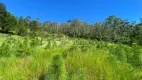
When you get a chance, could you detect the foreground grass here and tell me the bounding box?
[64,39,142,80]
[0,33,70,80]
[0,33,141,80]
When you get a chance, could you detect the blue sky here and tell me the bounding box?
[1,0,142,23]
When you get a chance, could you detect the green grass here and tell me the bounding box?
[0,33,141,80]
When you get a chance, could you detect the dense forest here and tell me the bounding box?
[0,2,142,80]
[1,2,142,46]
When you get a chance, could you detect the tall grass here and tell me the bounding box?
[0,33,141,80]
[45,53,66,80]
[65,40,142,80]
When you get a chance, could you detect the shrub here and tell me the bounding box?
[16,37,31,57]
[30,37,41,47]
[45,40,52,49]
[109,43,127,62]
[0,41,11,57]
[0,37,17,57]
[130,44,142,67]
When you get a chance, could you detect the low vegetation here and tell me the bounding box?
[0,33,141,80]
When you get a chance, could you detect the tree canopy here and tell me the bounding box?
[0,2,142,46]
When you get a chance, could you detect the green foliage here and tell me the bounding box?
[109,43,127,61]
[16,37,31,57]
[0,2,142,80]
[1,1,142,47]
[30,37,41,48]
[0,2,6,25]
[70,68,87,80]
[0,1,142,47]
[45,53,66,80]
[17,16,28,35]
[130,44,142,67]
[0,33,141,79]
[0,2,6,11]
[0,35,35,57]
[29,19,39,32]
[0,2,17,33]
[0,37,17,57]
[65,39,142,80]
[0,40,11,57]
[52,40,57,49]
[0,12,17,33]
[45,40,52,49]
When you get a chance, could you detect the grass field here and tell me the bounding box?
[0,33,141,80]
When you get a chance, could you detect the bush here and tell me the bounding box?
[45,40,52,49]
[130,44,142,67]
[0,41,11,57]
[0,37,17,57]
[16,37,31,57]
[30,37,41,48]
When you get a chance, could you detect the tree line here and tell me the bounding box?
[0,2,142,46]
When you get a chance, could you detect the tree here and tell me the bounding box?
[28,18,40,37]
[1,12,17,33]
[0,2,6,31]
[140,18,142,24]
[29,18,39,32]
[0,2,6,16]
[67,19,82,37]
[135,25,142,46]
[17,16,27,35]
[0,2,17,33]
[24,16,31,29]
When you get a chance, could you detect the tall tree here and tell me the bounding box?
[0,2,17,33]
[17,16,27,35]
[0,2,6,31]
[29,18,39,32]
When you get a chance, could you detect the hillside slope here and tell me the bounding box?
[0,33,141,80]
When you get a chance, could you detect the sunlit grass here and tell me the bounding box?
[0,33,141,80]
